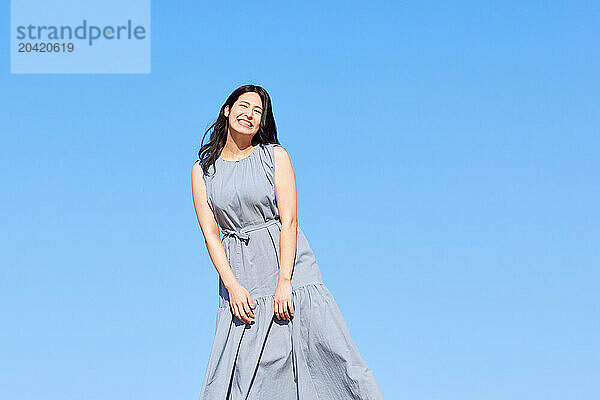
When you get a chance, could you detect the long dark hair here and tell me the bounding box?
[197,84,280,176]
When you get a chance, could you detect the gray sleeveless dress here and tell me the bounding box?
[198,143,384,399]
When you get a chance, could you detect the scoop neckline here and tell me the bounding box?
[218,144,260,163]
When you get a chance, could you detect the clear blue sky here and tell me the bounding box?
[1,1,599,399]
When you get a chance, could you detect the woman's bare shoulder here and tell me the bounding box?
[191,160,205,183]
[272,144,290,160]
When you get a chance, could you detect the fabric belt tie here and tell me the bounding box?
[221,218,281,276]
[221,217,281,244]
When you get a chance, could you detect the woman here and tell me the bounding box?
[191,85,384,399]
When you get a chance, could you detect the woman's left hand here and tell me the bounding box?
[274,279,294,321]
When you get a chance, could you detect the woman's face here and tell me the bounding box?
[225,92,263,137]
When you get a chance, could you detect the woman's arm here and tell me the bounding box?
[272,145,298,321]
[191,160,255,323]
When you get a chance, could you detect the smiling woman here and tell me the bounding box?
[191,84,384,399]
[236,101,260,128]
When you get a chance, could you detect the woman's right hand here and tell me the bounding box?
[226,281,256,324]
